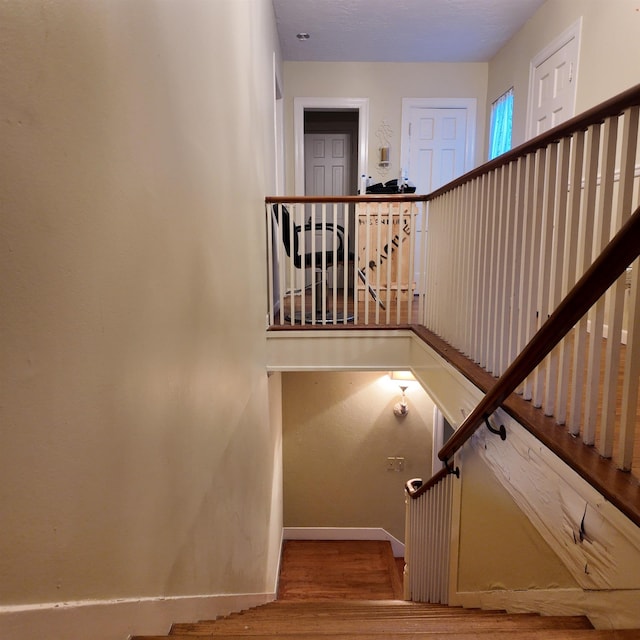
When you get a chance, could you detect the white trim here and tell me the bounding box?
[587,318,628,345]
[400,97,477,179]
[293,97,369,196]
[526,17,582,140]
[578,162,640,189]
[283,526,405,558]
[455,587,640,630]
[273,52,285,196]
[0,591,274,640]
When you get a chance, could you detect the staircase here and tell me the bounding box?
[131,599,640,639]
[129,541,639,640]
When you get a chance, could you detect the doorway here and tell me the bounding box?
[294,97,369,196]
[294,99,369,291]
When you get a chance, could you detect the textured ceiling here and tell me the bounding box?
[273,0,546,63]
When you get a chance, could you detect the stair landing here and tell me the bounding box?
[277,539,404,600]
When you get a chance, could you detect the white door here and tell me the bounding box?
[527,21,580,138]
[304,133,351,283]
[406,107,468,193]
[304,132,351,224]
[403,105,470,286]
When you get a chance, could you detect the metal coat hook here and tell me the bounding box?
[484,415,507,441]
[445,459,460,478]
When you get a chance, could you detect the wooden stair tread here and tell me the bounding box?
[136,633,640,640]
[206,608,512,622]
[169,614,593,634]
[128,542,640,639]
[277,540,403,600]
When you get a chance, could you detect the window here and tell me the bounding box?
[489,88,514,160]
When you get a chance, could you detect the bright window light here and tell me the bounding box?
[489,88,514,160]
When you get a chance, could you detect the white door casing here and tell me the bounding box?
[294,97,369,197]
[527,18,581,139]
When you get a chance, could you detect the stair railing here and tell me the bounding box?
[406,82,640,601]
[404,203,640,605]
[439,204,640,467]
[404,467,458,604]
[423,83,640,481]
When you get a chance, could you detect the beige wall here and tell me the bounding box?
[283,61,488,189]
[488,0,640,149]
[282,371,434,542]
[0,0,281,609]
[457,449,577,591]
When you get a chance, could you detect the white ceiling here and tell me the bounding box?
[273,0,546,63]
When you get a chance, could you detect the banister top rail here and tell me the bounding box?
[265,194,429,204]
[438,204,640,464]
[429,82,640,200]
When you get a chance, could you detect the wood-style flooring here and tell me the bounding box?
[278,540,404,600]
[273,290,416,326]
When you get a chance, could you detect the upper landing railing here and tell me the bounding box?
[265,194,428,327]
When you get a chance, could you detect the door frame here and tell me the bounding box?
[294,97,369,196]
[400,98,477,182]
[526,17,582,140]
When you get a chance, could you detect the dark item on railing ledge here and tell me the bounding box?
[405,478,423,496]
[406,462,460,500]
[365,179,416,194]
[271,205,385,322]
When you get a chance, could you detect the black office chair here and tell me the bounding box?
[271,204,384,322]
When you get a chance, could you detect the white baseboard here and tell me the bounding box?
[586,318,628,345]
[283,526,405,558]
[455,587,640,630]
[0,591,275,640]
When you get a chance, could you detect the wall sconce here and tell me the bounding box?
[394,385,410,417]
[389,371,416,417]
[379,146,390,167]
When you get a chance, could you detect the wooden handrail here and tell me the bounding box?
[429,82,640,200]
[438,204,640,464]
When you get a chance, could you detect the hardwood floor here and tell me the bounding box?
[273,289,417,326]
[277,540,404,600]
